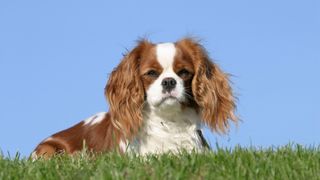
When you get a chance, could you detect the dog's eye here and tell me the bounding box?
[145,70,159,78]
[177,69,191,78]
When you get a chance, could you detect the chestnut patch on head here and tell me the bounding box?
[173,47,196,107]
[139,46,163,91]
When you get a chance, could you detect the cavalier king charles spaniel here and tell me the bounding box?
[32,38,237,159]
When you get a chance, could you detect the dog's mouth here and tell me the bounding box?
[155,96,181,107]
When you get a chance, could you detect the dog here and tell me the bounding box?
[32,38,237,159]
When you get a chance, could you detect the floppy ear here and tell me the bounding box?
[105,40,150,139]
[178,38,237,133]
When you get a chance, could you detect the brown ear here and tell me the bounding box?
[105,40,150,139]
[177,38,237,133]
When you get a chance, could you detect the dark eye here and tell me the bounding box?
[145,70,159,78]
[177,69,191,78]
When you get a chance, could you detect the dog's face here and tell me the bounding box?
[139,43,195,109]
[106,38,237,138]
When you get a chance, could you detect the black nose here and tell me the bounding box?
[161,77,177,93]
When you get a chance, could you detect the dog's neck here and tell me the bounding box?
[125,104,205,154]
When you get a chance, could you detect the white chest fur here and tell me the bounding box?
[126,106,205,155]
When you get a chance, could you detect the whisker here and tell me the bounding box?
[183,92,194,99]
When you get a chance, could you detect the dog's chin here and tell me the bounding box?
[162,97,180,105]
[152,96,182,109]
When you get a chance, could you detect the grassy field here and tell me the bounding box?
[0,144,320,180]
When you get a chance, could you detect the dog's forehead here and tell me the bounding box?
[156,43,176,69]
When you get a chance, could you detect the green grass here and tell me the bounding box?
[1,144,320,180]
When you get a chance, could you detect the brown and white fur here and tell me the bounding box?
[32,38,237,159]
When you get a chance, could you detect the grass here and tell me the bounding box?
[1,144,320,180]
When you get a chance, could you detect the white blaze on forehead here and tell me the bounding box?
[156,43,176,69]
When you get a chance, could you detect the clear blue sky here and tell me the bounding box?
[1,0,319,157]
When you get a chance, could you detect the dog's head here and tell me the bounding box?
[106,38,237,138]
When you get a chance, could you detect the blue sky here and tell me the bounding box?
[0,0,319,157]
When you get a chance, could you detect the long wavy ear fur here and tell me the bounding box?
[177,38,237,133]
[105,40,150,139]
